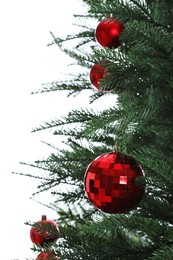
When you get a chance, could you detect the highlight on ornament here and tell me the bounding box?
[30,215,60,247]
[95,17,125,49]
[89,63,110,91]
[84,152,145,214]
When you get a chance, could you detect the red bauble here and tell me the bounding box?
[36,252,58,260]
[89,64,108,91]
[84,152,145,214]
[30,215,60,247]
[95,18,125,49]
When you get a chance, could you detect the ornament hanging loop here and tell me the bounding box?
[113,145,119,153]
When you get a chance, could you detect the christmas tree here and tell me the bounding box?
[17,0,173,259]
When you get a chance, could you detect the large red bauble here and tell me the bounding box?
[36,252,58,260]
[30,215,60,247]
[89,64,108,91]
[84,152,145,214]
[95,18,125,49]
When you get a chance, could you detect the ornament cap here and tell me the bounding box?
[41,215,47,221]
[113,145,120,153]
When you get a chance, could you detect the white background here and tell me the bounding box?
[0,1,116,259]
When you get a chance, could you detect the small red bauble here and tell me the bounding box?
[30,215,60,247]
[36,252,58,260]
[95,18,125,49]
[89,64,108,91]
[84,152,145,214]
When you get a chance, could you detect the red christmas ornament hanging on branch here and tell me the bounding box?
[36,251,59,260]
[30,215,60,247]
[89,63,110,91]
[84,152,145,214]
[95,18,125,49]
[90,64,106,89]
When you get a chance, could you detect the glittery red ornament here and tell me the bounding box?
[36,252,59,260]
[84,152,145,214]
[30,215,60,247]
[89,64,110,91]
[95,18,125,49]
